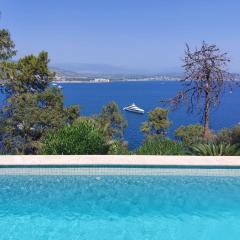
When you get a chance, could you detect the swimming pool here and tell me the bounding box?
[0,168,240,240]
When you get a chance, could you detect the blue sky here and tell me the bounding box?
[0,0,239,73]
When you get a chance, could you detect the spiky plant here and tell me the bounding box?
[188,143,240,156]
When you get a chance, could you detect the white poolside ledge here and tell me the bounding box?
[0,155,240,167]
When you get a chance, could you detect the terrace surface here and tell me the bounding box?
[0,155,240,167]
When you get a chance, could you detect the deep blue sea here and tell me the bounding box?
[0,81,239,149]
[61,81,240,149]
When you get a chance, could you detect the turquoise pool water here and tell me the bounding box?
[0,175,240,239]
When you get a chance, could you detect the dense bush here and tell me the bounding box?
[188,143,240,156]
[40,120,109,155]
[175,124,205,146]
[216,125,240,145]
[136,137,184,155]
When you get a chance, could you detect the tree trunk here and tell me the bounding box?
[203,91,210,140]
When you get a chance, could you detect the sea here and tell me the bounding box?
[0,80,239,150]
[61,81,240,150]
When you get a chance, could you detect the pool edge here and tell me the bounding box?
[0,155,240,168]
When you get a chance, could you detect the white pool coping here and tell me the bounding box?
[0,155,240,167]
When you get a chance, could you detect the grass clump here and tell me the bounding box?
[136,137,184,155]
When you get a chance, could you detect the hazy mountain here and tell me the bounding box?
[50,63,181,75]
[50,63,136,75]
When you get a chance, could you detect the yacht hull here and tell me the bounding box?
[123,108,144,114]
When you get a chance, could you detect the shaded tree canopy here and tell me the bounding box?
[0,52,79,154]
[163,42,235,139]
[97,101,127,141]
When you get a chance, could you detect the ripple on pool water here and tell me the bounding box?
[0,175,240,240]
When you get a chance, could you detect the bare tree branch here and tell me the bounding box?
[161,41,237,139]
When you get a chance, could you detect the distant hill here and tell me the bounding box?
[50,63,182,75]
[51,64,240,83]
[50,63,184,82]
[51,69,182,83]
[50,63,141,75]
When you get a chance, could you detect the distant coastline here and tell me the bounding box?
[53,78,240,84]
[52,67,240,84]
[53,78,182,84]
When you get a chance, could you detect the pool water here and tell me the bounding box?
[0,175,240,239]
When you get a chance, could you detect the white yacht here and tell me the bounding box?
[123,103,144,114]
[51,83,63,89]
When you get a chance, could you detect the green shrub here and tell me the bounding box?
[188,143,240,156]
[40,120,109,155]
[136,137,184,155]
[175,124,206,146]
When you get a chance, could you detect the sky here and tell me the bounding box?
[0,0,240,73]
